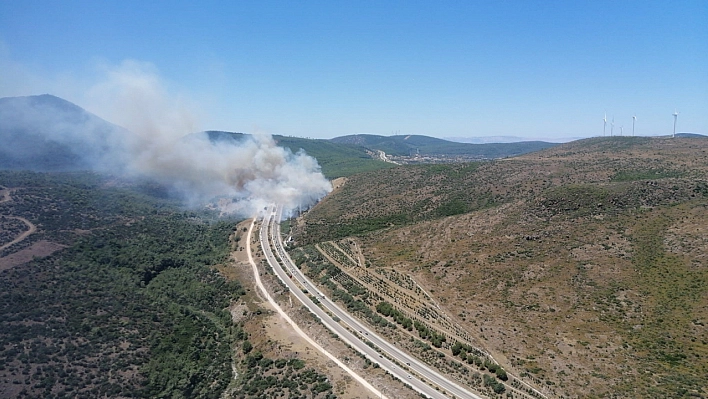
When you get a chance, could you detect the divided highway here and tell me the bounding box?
[259,204,485,399]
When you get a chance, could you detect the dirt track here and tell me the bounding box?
[0,186,11,204]
[0,187,38,252]
[224,219,405,399]
[0,216,37,252]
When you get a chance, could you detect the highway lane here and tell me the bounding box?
[259,206,450,399]
[267,205,484,399]
[245,217,387,398]
[260,204,486,399]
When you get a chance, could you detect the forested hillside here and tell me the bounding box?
[0,172,243,398]
[0,171,337,399]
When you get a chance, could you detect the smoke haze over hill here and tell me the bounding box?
[0,60,332,216]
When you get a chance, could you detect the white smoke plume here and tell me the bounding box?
[91,60,332,215]
[2,60,332,216]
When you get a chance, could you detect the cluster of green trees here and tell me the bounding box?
[325,213,412,241]
[325,280,391,329]
[451,341,508,383]
[483,374,506,394]
[291,245,393,329]
[413,320,446,348]
[375,301,413,330]
[233,351,335,398]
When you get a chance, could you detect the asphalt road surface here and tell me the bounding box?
[259,204,485,399]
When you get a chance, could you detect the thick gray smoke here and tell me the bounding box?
[85,61,332,215]
[1,60,332,216]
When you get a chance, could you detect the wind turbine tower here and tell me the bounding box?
[632,115,636,136]
[611,116,615,136]
[603,113,607,136]
[620,126,624,136]
[672,110,679,138]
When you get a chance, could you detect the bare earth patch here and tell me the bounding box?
[0,240,65,271]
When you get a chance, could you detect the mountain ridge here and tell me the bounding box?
[0,94,130,172]
[330,133,558,158]
[1,95,559,178]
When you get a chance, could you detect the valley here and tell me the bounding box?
[2,0,706,394]
[1,117,706,398]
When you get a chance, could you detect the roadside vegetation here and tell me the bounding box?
[231,339,336,399]
[288,240,537,398]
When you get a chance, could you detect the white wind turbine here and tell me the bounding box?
[632,115,637,136]
[672,110,679,138]
[603,113,607,136]
[611,116,615,136]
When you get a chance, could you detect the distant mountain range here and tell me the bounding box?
[1,94,563,177]
[330,133,558,158]
[204,130,394,179]
[675,133,707,138]
[445,135,580,144]
[445,135,538,144]
[0,94,130,172]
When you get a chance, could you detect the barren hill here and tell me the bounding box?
[293,136,708,398]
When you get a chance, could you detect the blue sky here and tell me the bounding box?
[1,0,706,141]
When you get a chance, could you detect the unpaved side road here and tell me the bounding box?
[0,187,38,252]
[0,186,11,204]
[0,216,37,252]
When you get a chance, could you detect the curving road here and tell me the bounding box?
[0,216,36,252]
[260,204,486,399]
[0,187,37,252]
[0,186,12,204]
[244,217,387,399]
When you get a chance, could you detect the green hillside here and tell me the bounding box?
[205,131,395,179]
[330,133,557,158]
[0,171,338,399]
[273,135,395,179]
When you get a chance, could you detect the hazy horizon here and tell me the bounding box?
[3,92,703,145]
[1,1,706,140]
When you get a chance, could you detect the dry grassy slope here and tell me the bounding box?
[296,136,708,398]
[297,137,706,245]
